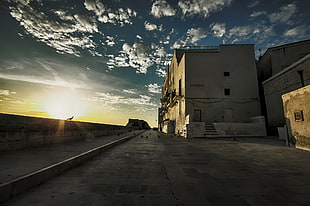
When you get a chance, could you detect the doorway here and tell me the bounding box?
[224,108,233,122]
[193,109,202,122]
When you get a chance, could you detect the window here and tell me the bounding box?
[224,88,230,96]
[179,79,182,96]
[224,72,230,76]
[294,111,304,122]
[193,109,202,122]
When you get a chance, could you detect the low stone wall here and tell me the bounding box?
[213,116,266,137]
[184,122,205,138]
[214,122,266,137]
[0,113,129,151]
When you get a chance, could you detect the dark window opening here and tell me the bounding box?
[294,110,304,122]
[193,109,202,122]
[179,79,182,96]
[224,72,230,76]
[224,88,231,96]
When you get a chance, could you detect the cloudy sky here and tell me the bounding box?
[0,0,309,126]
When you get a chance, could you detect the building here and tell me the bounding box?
[159,44,265,138]
[126,119,150,130]
[263,54,310,134]
[282,85,310,151]
[257,39,310,134]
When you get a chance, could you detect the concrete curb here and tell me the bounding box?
[0,131,145,203]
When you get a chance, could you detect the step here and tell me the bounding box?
[204,133,218,135]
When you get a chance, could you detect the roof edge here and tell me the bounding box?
[262,53,310,85]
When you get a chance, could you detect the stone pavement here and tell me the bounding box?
[3,131,310,206]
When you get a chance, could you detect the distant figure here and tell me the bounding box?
[66,116,74,121]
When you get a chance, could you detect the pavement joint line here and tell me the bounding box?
[0,130,145,203]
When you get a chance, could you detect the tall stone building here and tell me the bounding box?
[257,39,310,134]
[159,45,265,138]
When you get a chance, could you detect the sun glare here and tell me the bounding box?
[44,92,85,120]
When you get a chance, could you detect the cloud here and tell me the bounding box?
[0,89,22,105]
[84,0,137,26]
[123,89,137,94]
[7,0,137,56]
[186,28,207,43]
[8,2,101,56]
[84,0,106,17]
[146,83,161,94]
[155,67,167,77]
[0,73,82,89]
[178,0,232,18]
[88,92,157,110]
[107,42,153,74]
[269,3,297,23]
[248,1,260,8]
[144,21,163,32]
[136,35,143,40]
[159,28,177,45]
[0,89,10,96]
[226,24,275,44]
[73,13,98,33]
[150,0,176,18]
[152,45,166,57]
[172,27,207,48]
[105,36,116,46]
[144,21,157,31]
[210,23,226,38]
[0,89,23,104]
[0,57,97,89]
[283,25,309,37]
[228,25,252,37]
[107,42,170,76]
[249,11,267,18]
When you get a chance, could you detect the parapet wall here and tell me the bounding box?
[0,113,129,151]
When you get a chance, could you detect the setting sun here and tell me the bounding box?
[44,92,85,120]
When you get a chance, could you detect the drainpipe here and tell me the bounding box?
[297,70,305,87]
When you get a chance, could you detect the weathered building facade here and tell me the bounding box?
[257,40,310,133]
[263,54,310,132]
[159,45,265,138]
[282,85,310,151]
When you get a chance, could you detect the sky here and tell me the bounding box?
[0,0,309,127]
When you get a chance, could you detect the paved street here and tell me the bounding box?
[3,131,310,206]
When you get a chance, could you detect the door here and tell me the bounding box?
[224,108,233,122]
[193,109,202,122]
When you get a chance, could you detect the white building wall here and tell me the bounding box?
[184,45,260,124]
[160,44,263,137]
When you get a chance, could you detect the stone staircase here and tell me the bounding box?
[204,123,219,137]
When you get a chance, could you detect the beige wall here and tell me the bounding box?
[160,49,186,134]
[184,44,260,124]
[282,85,310,151]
